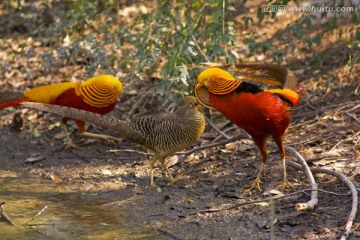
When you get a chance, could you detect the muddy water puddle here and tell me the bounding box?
[0,171,168,240]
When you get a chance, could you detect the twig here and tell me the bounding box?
[292,101,360,118]
[24,205,48,225]
[346,111,360,124]
[108,149,151,156]
[204,115,230,139]
[189,31,210,63]
[0,202,16,226]
[69,150,91,163]
[330,138,354,152]
[149,219,185,240]
[221,0,230,61]
[24,223,55,226]
[152,227,185,240]
[305,152,341,163]
[354,136,360,150]
[286,135,323,147]
[188,188,342,215]
[176,134,244,156]
[335,103,360,114]
[127,91,153,119]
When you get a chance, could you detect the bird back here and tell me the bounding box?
[24,82,77,103]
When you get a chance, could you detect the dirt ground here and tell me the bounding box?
[1,79,359,239]
[1,1,360,240]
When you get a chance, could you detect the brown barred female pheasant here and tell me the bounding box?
[22,96,205,187]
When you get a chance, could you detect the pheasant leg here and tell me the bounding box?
[62,123,79,149]
[149,157,158,188]
[278,157,295,189]
[157,156,177,184]
[243,161,266,193]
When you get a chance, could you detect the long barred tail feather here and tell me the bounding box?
[0,91,27,108]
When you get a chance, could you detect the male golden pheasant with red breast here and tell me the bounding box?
[0,75,122,147]
[194,63,301,192]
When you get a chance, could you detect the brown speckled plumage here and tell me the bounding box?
[22,96,205,187]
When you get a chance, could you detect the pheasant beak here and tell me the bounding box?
[195,83,203,89]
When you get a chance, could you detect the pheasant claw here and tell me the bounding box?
[243,179,263,195]
[278,178,295,190]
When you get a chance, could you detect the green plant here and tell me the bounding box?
[42,0,239,95]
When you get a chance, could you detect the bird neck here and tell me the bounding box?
[175,106,205,138]
[207,77,243,95]
[75,82,121,108]
[176,106,201,120]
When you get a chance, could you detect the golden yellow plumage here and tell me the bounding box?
[74,75,122,108]
[1,75,123,147]
[23,82,77,103]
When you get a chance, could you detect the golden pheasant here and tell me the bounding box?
[22,96,206,187]
[0,75,123,147]
[194,64,301,192]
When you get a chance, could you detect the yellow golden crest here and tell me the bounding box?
[194,68,242,109]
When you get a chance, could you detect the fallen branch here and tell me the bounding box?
[285,161,357,240]
[178,133,357,238]
[280,144,318,211]
[179,134,319,210]
[24,205,48,225]
[176,134,244,156]
[187,188,348,215]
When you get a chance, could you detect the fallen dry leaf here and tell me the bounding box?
[165,155,179,168]
[24,156,45,163]
[49,173,63,182]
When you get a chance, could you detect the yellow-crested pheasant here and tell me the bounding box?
[22,96,206,187]
[194,64,301,192]
[0,75,123,147]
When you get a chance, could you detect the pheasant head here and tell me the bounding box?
[195,68,242,109]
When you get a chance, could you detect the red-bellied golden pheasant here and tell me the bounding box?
[194,63,301,192]
[0,75,122,147]
[22,96,206,187]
